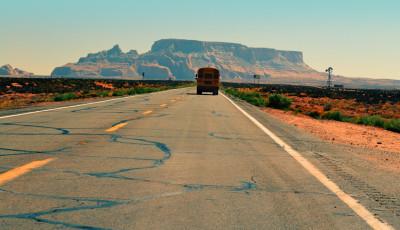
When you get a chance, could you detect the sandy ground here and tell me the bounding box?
[262,108,400,172]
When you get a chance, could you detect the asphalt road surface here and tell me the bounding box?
[0,87,398,229]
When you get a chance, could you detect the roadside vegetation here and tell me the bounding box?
[223,87,267,107]
[221,83,400,133]
[0,78,194,108]
[223,87,292,109]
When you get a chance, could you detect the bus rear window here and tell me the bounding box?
[205,73,213,79]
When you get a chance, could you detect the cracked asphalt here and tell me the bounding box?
[0,87,398,229]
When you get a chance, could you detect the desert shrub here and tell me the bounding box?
[98,91,110,97]
[126,89,136,95]
[235,92,265,107]
[244,92,266,107]
[370,116,386,127]
[223,87,237,96]
[323,103,332,112]
[112,90,125,96]
[83,91,99,98]
[356,115,385,128]
[384,119,400,133]
[135,87,151,94]
[237,92,266,107]
[292,109,302,115]
[321,111,344,121]
[148,87,161,93]
[134,88,146,94]
[223,88,266,107]
[304,110,321,118]
[267,94,292,109]
[344,117,356,123]
[150,88,161,93]
[53,93,78,101]
[356,116,370,125]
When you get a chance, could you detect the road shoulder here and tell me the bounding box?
[224,94,400,227]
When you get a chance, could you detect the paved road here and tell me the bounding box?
[0,87,398,229]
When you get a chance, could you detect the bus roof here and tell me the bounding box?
[198,67,219,71]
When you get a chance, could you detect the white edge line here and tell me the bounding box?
[221,93,394,230]
[0,88,183,120]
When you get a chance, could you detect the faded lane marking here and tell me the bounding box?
[221,93,394,230]
[0,88,184,120]
[176,97,181,100]
[0,158,54,185]
[160,104,167,107]
[105,123,127,132]
[170,100,176,102]
[142,110,152,115]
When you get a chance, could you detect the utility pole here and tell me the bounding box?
[325,67,333,88]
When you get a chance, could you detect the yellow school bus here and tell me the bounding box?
[196,67,220,95]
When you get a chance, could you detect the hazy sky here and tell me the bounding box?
[1,0,399,80]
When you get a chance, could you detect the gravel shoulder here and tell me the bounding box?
[262,107,400,173]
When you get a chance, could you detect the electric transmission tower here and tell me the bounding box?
[325,67,333,87]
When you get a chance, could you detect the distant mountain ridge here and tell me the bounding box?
[0,64,33,76]
[141,39,314,80]
[50,39,400,88]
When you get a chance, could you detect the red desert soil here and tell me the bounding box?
[262,108,400,173]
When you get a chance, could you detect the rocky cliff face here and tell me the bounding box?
[144,39,314,80]
[49,39,400,88]
[0,64,33,76]
[78,45,139,64]
[51,45,140,77]
[51,39,320,81]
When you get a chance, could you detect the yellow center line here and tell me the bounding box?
[142,110,152,115]
[170,100,176,102]
[160,104,167,107]
[105,123,128,132]
[176,97,181,100]
[0,158,54,185]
